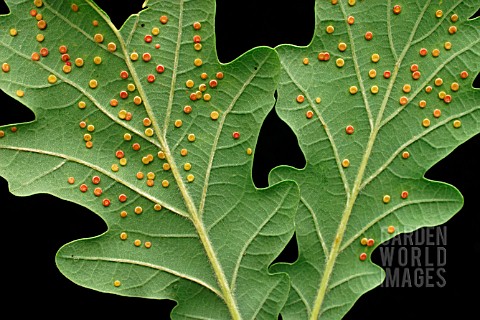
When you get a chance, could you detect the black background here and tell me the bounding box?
[0,1,479,319]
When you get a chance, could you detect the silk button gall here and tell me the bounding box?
[383,195,391,203]
[345,125,355,135]
[2,63,10,73]
[160,15,168,24]
[94,33,104,43]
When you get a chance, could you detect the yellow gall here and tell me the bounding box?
[432,49,440,57]
[130,52,139,61]
[113,280,121,287]
[145,128,154,137]
[120,232,128,240]
[422,118,431,128]
[162,180,169,188]
[152,27,160,35]
[118,109,127,120]
[194,58,203,67]
[303,57,309,65]
[368,69,377,78]
[210,111,219,120]
[453,120,462,128]
[144,241,152,248]
[9,28,17,36]
[326,25,335,34]
[16,89,25,97]
[188,133,196,142]
[370,85,379,94]
[387,226,396,234]
[89,79,98,89]
[186,174,195,182]
[62,65,72,74]
[154,204,162,211]
[371,53,380,63]
[94,33,104,43]
[47,74,57,84]
[444,41,452,50]
[349,86,358,94]
[134,239,141,247]
[338,42,347,52]
[451,82,459,91]
[36,33,45,42]
[342,159,350,168]
[111,164,119,172]
[107,42,117,52]
[75,58,84,67]
[383,195,391,204]
[336,58,345,67]
[435,10,443,18]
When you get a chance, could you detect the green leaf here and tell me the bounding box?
[270,0,480,319]
[0,0,299,318]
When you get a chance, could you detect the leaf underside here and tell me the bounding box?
[270,0,479,319]
[0,1,299,319]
